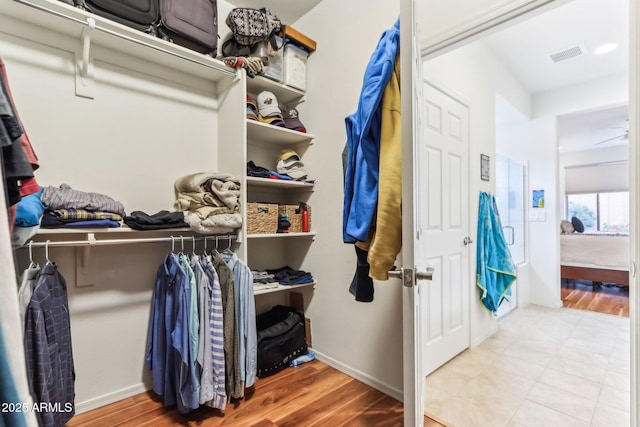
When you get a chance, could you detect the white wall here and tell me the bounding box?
[534,72,627,118]
[423,41,533,344]
[528,73,628,305]
[1,6,238,411]
[496,113,564,308]
[481,74,629,311]
[561,145,629,167]
[292,0,405,397]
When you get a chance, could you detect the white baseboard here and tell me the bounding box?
[471,324,498,348]
[74,356,403,414]
[75,383,149,414]
[313,350,403,402]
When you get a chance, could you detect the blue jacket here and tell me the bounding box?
[343,18,400,243]
[476,192,517,312]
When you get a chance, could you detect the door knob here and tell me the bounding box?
[387,267,433,286]
[463,237,473,245]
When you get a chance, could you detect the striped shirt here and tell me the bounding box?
[41,184,125,215]
[201,255,227,410]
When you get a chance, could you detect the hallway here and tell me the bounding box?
[425,305,630,426]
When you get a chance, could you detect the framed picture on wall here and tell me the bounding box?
[481,154,490,181]
[532,190,545,208]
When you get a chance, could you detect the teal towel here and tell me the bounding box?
[476,192,517,313]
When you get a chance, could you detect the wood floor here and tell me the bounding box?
[67,360,444,427]
[561,279,629,317]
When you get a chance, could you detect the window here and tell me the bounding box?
[566,192,629,233]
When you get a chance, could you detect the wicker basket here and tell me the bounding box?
[247,202,279,234]
[278,204,312,233]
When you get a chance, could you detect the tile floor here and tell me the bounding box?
[425,305,631,426]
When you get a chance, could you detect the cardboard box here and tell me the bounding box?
[280,25,316,53]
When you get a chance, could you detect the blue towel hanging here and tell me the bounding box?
[476,192,517,313]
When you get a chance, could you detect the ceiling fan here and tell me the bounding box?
[594,121,629,146]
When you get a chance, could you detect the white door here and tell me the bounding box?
[418,82,471,375]
[400,1,426,424]
[400,2,470,424]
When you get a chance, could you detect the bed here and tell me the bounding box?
[560,233,630,286]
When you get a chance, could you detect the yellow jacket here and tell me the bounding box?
[357,55,402,280]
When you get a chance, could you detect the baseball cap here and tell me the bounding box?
[280,105,306,133]
[258,114,287,127]
[257,91,282,118]
[277,149,307,180]
[247,95,258,120]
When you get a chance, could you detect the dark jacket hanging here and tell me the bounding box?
[24,263,75,427]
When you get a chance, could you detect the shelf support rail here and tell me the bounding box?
[23,233,236,289]
[24,233,236,249]
[75,16,95,98]
[13,0,238,77]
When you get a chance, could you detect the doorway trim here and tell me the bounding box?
[416,0,638,425]
[629,1,639,424]
[419,0,572,58]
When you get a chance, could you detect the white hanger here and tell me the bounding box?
[28,241,39,269]
[45,240,52,265]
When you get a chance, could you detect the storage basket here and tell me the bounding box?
[278,204,312,233]
[247,202,279,234]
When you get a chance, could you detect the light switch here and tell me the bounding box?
[529,210,546,221]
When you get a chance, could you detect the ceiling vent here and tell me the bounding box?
[547,44,587,63]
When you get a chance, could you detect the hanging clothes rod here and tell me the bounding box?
[13,0,237,77]
[24,234,236,248]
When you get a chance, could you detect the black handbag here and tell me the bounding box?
[256,305,308,378]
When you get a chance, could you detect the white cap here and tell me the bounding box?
[257,91,282,117]
[277,148,307,179]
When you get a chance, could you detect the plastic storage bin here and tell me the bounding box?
[251,36,283,82]
[283,43,309,91]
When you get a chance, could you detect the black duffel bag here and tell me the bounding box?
[256,305,307,378]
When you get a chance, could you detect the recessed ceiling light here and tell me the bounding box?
[594,43,618,55]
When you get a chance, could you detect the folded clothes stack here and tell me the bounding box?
[174,172,243,234]
[40,184,125,229]
[265,266,314,285]
[246,160,305,182]
[252,270,280,291]
[124,210,189,230]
